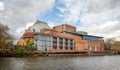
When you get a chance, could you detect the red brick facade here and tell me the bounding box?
[17,23,104,52]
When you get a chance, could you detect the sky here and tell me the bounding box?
[0,0,120,43]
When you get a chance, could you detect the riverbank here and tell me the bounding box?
[0,51,116,57]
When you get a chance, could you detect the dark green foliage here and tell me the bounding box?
[15,39,36,57]
[15,46,25,57]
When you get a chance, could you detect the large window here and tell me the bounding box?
[36,41,42,46]
[35,35,52,51]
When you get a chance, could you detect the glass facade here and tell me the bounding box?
[83,35,101,41]
[35,35,52,51]
[34,34,74,51]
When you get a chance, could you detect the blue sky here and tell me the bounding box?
[38,3,63,25]
[0,0,120,41]
[38,0,81,27]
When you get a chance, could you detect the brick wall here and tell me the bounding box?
[53,24,76,32]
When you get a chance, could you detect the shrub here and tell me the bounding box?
[25,39,36,51]
[15,46,25,57]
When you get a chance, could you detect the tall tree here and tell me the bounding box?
[104,38,116,51]
[0,23,13,52]
[112,41,120,52]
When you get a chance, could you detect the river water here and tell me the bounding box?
[0,55,120,70]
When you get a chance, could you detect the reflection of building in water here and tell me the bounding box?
[17,20,104,53]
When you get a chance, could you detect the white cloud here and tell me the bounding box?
[0,0,120,42]
[58,0,120,23]
[56,7,66,13]
[58,0,91,23]
[77,21,120,40]
[0,1,4,11]
[25,22,34,30]
[16,22,34,37]
[47,21,56,28]
[57,0,120,39]
[0,0,55,41]
[16,27,25,37]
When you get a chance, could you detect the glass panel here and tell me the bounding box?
[49,37,51,41]
[37,41,43,46]
[45,42,47,46]
[47,47,51,51]
[46,42,50,46]
[36,41,40,45]
[37,46,42,51]
[46,37,49,41]
[42,47,47,51]
[42,41,45,46]
[40,36,43,40]
[49,42,51,46]
[83,36,100,41]
[42,36,46,41]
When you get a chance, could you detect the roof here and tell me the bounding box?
[61,30,103,38]
[23,32,35,38]
[26,20,50,32]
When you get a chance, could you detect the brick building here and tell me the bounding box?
[17,20,104,53]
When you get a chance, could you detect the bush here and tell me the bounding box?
[25,39,36,51]
[15,46,25,57]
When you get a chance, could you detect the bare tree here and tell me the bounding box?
[112,41,120,52]
[104,38,116,51]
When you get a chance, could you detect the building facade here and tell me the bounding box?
[17,20,104,53]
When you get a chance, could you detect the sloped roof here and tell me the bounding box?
[26,20,50,32]
[23,32,35,38]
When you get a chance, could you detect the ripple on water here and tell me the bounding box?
[0,56,120,70]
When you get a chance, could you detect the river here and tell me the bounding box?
[0,55,120,70]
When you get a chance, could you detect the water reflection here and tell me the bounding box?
[0,56,120,70]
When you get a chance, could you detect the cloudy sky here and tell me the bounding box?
[0,0,120,43]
